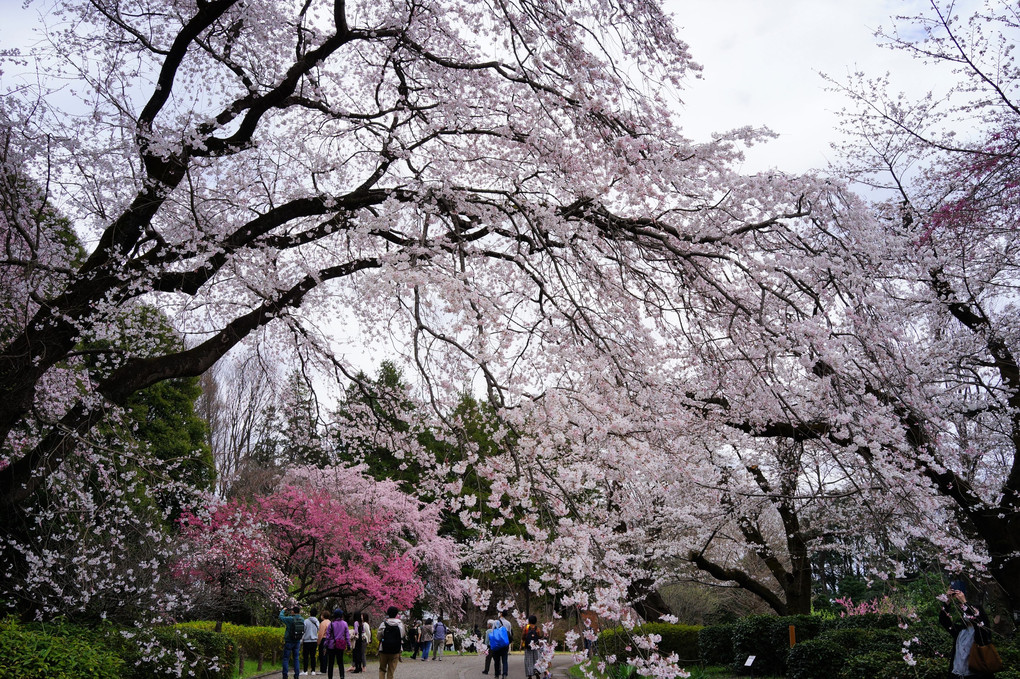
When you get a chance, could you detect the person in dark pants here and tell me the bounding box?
[482,620,495,674]
[353,612,369,673]
[408,621,421,658]
[318,610,332,674]
[280,606,305,679]
[302,607,321,676]
[487,618,510,679]
[326,609,351,679]
[940,578,995,679]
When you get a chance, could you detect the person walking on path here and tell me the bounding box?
[352,612,370,673]
[432,618,446,661]
[408,620,421,658]
[481,620,495,675]
[280,606,305,679]
[302,607,321,676]
[419,618,435,661]
[522,615,544,679]
[488,616,511,679]
[317,611,332,674]
[377,606,406,679]
[326,609,351,679]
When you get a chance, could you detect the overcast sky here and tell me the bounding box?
[1,0,956,174]
[669,0,959,173]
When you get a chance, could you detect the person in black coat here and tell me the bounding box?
[939,579,994,679]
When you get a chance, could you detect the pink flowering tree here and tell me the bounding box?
[174,502,289,629]
[266,465,462,614]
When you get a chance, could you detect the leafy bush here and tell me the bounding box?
[0,617,123,679]
[697,624,733,665]
[839,651,897,679]
[108,626,237,679]
[178,621,281,662]
[730,615,822,676]
[821,628,902,655]
[786,639,847,679]
[597,623,703,663]
[877,656,947,679]
[821,613,899,632]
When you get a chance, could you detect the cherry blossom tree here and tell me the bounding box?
[174,501,290,629]
[1,0,817,637]
[820,0,1020,613]
[276,465,463,613]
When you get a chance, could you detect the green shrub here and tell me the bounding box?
[786,638,847,679]
[821,613,899,632]
[0,617,123,679]
[597,623,703,663]
[697,624,733,665]
[820,627,902,655]
[876,656,947,679]
[731,615,815,676]
[178,621,281,662]
[104,626,236,679]
[839,651,897,679]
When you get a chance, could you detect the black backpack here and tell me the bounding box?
[380,622,402,654]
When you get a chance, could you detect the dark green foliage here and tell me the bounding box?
[0,618,123,679]
[820,627,902,655]
[838,651,897,679]
[820,613,899,631]
[877,656,948,679]
[697,624,734,665]
[597,623,703,663]
[840,652,948,679]
[9,620,237,679]
[731,615,781,675]
[906,621,951,660]
[786,639,847,679]
[101,626,237,679]
[730,615,822,675]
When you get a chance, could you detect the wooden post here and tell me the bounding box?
[789,625,796,648]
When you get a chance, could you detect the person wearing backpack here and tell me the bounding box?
[487,617,511,679]
[432,618,446,661]
[280,605,305,679]
[377,606,406,679]
[522,615,544,679]
[325,609,351,679]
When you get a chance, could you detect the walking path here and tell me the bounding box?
[253,652,576,679]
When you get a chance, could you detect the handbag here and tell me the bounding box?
[969,640,1004,674]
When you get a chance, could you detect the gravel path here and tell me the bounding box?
[254,652,576,679]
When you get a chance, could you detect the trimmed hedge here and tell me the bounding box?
[2,618,236,679]
[821,613,899,632]
[0,618,123,679]
[697,624,733,665]
[597,623,703,663]
[730,615,822,675]
[786,639,847,679]
[178,621,281,663]
[101,625,237,679]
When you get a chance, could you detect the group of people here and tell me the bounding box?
[278,606,551,679]
[479,614,547,679]
[279,606,373,679]
[405,617,452,660]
